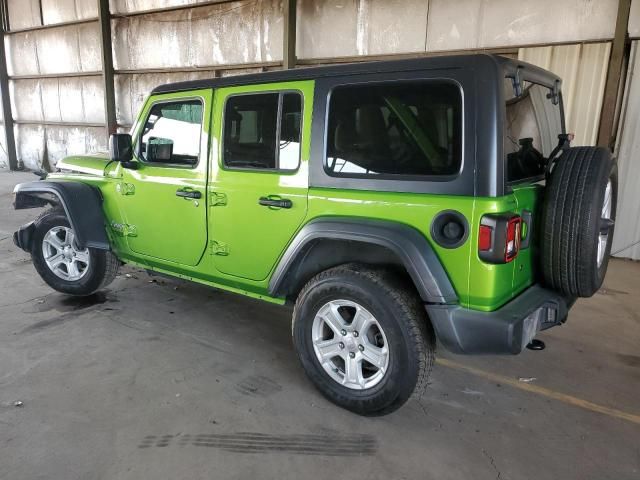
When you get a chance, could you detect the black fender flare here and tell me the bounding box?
[268,217,458,304]
[13,181,110,250]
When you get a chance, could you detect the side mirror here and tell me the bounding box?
[109,133,137,169]
[148,137,173,163]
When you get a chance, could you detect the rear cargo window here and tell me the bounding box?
[505,80,563,182]
[325,82,462,178]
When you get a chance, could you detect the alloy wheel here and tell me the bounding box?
[311,299,389,390]
[42,226,90,281]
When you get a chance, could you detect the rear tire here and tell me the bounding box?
[31,207,119,296]
[541,147,617,297]
[292,264,434,416]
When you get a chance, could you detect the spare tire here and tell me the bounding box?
[541,147,617,297]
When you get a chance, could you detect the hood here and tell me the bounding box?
[56,152,111,176]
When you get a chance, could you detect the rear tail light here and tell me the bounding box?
[479,225,492,251]
[505,216,522,262]
[478,214,522,264]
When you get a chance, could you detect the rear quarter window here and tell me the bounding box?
[325,81,462,178]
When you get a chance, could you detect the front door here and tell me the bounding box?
[119,90,212,266]
[208,81,313,281]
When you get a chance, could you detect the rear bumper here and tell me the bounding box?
[426,285,573,355]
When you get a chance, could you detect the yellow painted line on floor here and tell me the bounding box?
[436,357,640,426]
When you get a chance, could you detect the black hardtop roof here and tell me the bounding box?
[151,54,562,95]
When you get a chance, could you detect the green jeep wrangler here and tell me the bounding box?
[12,55,617,415]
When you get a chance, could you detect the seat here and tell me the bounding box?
[330,104,391,173]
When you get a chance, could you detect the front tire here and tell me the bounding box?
[292,264,434,416]
[31,207,119,296]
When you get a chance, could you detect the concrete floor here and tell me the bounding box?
[1,171,639,480]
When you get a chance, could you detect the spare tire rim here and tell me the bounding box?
[42,226,90,281]
[597,180,613,269]
[311,299,390,390]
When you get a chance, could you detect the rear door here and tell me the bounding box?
[511,184,543,292]
[119,90,212,266]
[504,81,564,293]
[208,81,313,281]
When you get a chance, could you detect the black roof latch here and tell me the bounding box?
[546,79,561,105]
[511,66,523,97]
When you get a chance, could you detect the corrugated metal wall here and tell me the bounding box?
[111,0,284,129]
[612,41,640,260]
[4,0,104,170]
[296,0,618,58]
[0,83,6,167]
[518,43,611,147]
[631,0,640,39]
[0,0,623,170]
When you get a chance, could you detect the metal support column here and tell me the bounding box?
[98,0,117,136]
[283,0,296,69]
[597,0,632,149]
[0,0,18,170]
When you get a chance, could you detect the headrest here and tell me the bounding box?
[334,114,357,152]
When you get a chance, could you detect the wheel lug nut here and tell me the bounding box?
[349,352,355,358]
[339,342,344,349]
[353,331,359,337]
[341,329,347,336]
[358,345,364,351]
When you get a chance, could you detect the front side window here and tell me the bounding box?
[504,81,563,181]
[140,99,203,166]
[223,92,302,170]
[326,82,462,177]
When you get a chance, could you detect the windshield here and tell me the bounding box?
[504,80,563,182]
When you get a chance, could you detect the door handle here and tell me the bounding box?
[176,189,202,199]
[259,197,292,209]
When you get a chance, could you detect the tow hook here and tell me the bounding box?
[526,339,546,351]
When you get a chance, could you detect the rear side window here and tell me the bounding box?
[223,92,302,171]
[140,100,203,167]
[325,82,462,177]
